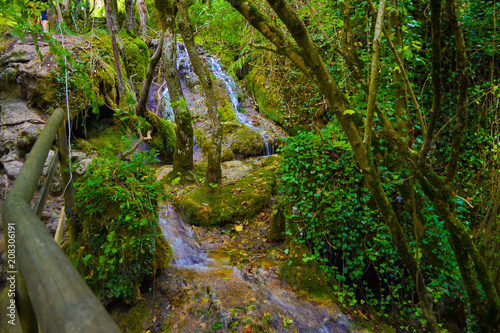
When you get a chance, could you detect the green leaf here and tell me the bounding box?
[343,109,356,115]
[211,321,224,330]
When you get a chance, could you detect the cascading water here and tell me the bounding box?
[157,202,353,332]
[159,43,278,159]
[207,57,273,156]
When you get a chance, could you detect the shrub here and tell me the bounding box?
[70,150,172,304]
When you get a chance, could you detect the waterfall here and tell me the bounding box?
[207,57,271,156]
[160,44,273,157]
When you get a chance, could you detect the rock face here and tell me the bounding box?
[0,99,46,179]
[0,34,91,186]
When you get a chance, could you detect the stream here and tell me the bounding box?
[155,203,354,332]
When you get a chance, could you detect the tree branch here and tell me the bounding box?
[363,0,388,149]
[419,0,442,162]
[444,0,469,183]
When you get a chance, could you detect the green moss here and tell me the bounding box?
[144,110,176,158]
[178,168,276,227]
[247,71,283,125]
[194,127,205,147]
[221,149,234,162]
[74,121,129,154]
[230,127,264,158]
[133,37,149,55]
[123,39,149,84]
[268,201,285,241]
[262,154,283,167]
[222,121,243,134]
[218,98,237,122]
[214,83,237,122]
[115,299,153,333]
[278,240,332,298]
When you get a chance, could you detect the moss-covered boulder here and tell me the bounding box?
[178,168,276,227]
[279,240,332,298]
[123,38,149,84]
[230,127,265,158]
[222,121,243,134]
[221,148,235,162]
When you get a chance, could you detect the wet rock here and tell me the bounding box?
[155,165,173,181]
[15,122,43,152]
[0,174,10,199]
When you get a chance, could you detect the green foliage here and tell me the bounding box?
[279,124,465,323]
[70,150,172,303]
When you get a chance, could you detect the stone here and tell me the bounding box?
[230,127,265,158]
[1,160,23,179]
[76,158,93,176]
[15,123,43,151]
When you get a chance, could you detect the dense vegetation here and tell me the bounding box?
[1,0,499,331]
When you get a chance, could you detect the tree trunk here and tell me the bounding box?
[125,0,135,32]
[160,7,194,174]
[110,0,119,29]
[104,0,125,102]
[137,0,149,38]
[178,0,222,191]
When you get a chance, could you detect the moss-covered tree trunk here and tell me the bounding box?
[177,0,222,191]
[156,0,194,174]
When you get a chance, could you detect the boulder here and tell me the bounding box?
[230,127,265,158]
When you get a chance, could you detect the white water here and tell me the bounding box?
[207,57,272,156]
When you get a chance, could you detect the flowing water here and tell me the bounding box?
[157,43,274,157]
[206,57,272,156]
[157,203,354,332]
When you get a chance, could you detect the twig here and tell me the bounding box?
[117,130,152,160]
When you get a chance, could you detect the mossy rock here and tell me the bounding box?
[217,98,237,122]
[222,121,243,134]
[221,148,234,162]
[246,70,284,125]
[74,120,129,154]
[214,82,237,122]
[178,168,276,227]
[279,240,332,298]
[144,110,176,159]
[262,154,283,168]
[231,127,264,158]
[123,39,149,84]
